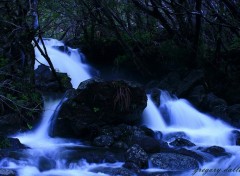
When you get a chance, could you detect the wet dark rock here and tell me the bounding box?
[163,132,189,142]
[150,88,161,106]
[59,148,124,164]
[169,138,196,147]
[0,169,16,176]
[157,72,181,93]
[38,156,56,172]
[35,64,72,92]
[225,83,240,104]
[53,79,147,138]
[188,85,206,107]
[202,93,227,112]
[228,104,240,128]
[123,162,141,174]
[0,137,26,149]
[125,144,148,169]
[150,153,199,171]
[232,130,240,145]
[139,171,183,176]
[176,69,204,97]
[140,126,155,138]
[53,45,70,54]
[129,136,161,153]
[91,167,135,176]
[93,135,114,147]
[113,141,128,150]
[202,146,227,157]
[176,148,204,163]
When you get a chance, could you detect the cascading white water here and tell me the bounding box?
[144,90,235,146]
[144,90,240,176]
[143,95,166,131]
[15,38,93,148]
[34,38,92,88]
[4,38,123,176]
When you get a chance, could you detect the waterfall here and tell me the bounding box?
[3,38,240,175]
[144,90,240,175]
[143,90,235,146]
[34,38,92,88]
[14,38,93,149]
[142,95,166,131]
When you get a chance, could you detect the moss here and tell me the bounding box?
[0,138,10,149]
[0,56,9,68]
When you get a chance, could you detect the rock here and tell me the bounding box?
[0,137,26,149]
[38,156,56,172]
[112,141,128,150]
[150,88,161,106]
[232,130,240,145]
[59,148,124,164]
[140,126,155,138]
[129,136,161,153]
[228,104,240,127]
[163,132,189,142]
[0,169,16,176]
[150,153,199,171]
[187,85,206,107]
[176,69,204,97]
[225,83,240,104]
[176,148,204,163]
[53,45,70,54]
[53,79,147,138]
[93,135,114,147]
[169,138,196,147]
[157,72,182,93]
[139,171,182,176]
[35,64,72,92]
[91,167,135,176]
[202,93,227,111]
[202,93,228,119]
[123,162,141,173]
[202,146,227,157]
[125,144,148,169]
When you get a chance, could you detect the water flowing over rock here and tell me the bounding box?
[53,78,147,138]
[0,169,16,176]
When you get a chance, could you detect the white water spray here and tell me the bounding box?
[144,90,236,146]
[143,95,166,131]
[35,38,91,88]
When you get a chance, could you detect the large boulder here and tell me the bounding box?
[52,79,147,138]
[35,65,72,92]
[228,104,240,128]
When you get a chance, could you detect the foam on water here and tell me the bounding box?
[144,90,236,146]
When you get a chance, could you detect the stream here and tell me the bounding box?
[0,38,239,176]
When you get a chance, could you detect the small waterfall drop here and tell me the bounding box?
[34,38,91,88]
[14,38,93,148]
[144,90,235,146]
[143,95,166,131]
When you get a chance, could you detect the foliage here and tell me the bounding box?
[0,138,10,149]
[113,82,131,112]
